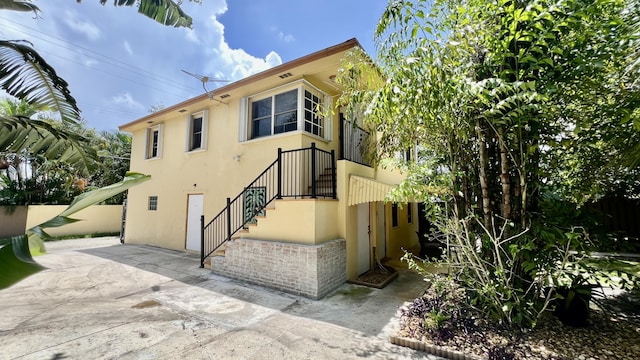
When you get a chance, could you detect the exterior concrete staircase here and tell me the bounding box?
[202,205,275,269]
[309,167,335,197]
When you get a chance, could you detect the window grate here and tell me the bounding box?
[148,196,158,211]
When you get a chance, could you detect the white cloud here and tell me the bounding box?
[63,10,101,41]
[201,8,283,82]
[278,32,295,43]
[112,92,144,110]
[83,58,98,67]
[123,41,133,56]
[265,51,283,68]
[184,28,200,44]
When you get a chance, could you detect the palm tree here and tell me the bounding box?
[0,0,181,287]
[0,0,194,172]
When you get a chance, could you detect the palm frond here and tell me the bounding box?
[0,40,81,123]
[0,114,96,173]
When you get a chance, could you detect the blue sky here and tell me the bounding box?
[0,0,388,132]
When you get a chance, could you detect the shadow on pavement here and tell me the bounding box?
[79,243,428,337]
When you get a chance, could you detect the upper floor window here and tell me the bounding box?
[304,89,324,137]
[252,89,297,138]
[187,110,208,151]
[145,124,163,159]
[239,80,331,142]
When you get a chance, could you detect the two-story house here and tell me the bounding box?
[119,38,419,299]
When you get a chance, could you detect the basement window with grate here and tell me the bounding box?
[148,196,158,211]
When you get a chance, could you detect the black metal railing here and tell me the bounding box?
[200,143,336,267]
[339,113,371,167]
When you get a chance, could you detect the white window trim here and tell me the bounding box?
[239,79,332,142]
[145,124,163,159]
[238,97,248,142]
[186,109,208,152]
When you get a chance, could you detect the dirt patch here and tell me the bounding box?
[132,300,161,309]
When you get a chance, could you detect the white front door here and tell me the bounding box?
[186,194,203,251]
[357,203,370,275]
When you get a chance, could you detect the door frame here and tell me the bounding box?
[185,193,204,251]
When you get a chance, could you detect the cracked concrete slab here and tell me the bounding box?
[1,237,442,360]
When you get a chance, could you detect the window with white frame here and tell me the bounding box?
[145,124,163,159]
[187,110,208,151]
[241,81,331,141]
[304,88,324,137]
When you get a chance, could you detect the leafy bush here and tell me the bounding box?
[406,201,640,330]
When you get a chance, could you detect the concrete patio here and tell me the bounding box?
[1,237,440,359]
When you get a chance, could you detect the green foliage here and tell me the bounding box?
[1,99,131,205]
[0,172,150,289]
[0,0,195,184]
[347,0,639,330]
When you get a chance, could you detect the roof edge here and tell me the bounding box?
[119,38,362,131]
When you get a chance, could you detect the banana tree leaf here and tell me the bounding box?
[59,172,150,217]
[0,0,40,12]
[0,172,150,289]
[136,0,192,28]
[99,0,192,28]
[0,235,46,289]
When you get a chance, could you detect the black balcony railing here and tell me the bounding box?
[200,143,336,267]
[339,113,371,167]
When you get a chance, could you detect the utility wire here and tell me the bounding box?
[0,16,203,95]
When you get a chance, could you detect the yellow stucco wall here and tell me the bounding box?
[242,199,338,244]
[119,41,414,281]
[336,161,375,279]
[123,80,342,250]
[25,205,123,237]
[384,202,420,263]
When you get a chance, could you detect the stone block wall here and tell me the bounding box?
[211,238,346,299]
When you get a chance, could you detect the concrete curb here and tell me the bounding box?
[390,335,482,360]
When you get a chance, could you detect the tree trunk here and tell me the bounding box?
[476,119,491,229]
[498,127,511,220]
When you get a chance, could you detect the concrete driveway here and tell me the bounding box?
[1,237,438,360]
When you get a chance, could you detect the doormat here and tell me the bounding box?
[349,265,398,289]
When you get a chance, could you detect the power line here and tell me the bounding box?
[38,49,195,100]
[0,16,203,95]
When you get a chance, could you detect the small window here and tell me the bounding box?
[148,196,158,211]
[407,203,412,224]
[145,125,162,159]
[187,110,208,151]
[392,203,398,227]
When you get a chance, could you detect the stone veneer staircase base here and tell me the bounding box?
[211,238,346,299]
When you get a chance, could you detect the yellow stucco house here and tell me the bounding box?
[119,38,419,299]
